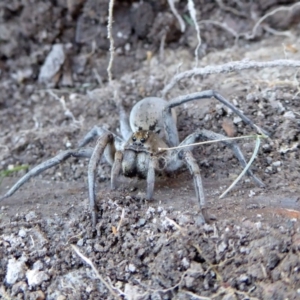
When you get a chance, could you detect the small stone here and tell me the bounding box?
[246,93,257,101]
[11,281,27,296]
[265,166,273,173]
[128,263,136,273]
[65,141,72,148]
[283,111,295,119]
[181,257,190,268]
[177,214,192,226]
[266,156,272,164]
[218,241,227,253]
[27,290,45,300]
[25,211,37,222]
[239,274,249,283]
[77,239,84,247]
[18,228,27,238]
[33,260,44,271]
[267,253,281,270]
[248,190,256,197]
[233,116,242,124]
[272,161,281,167]
[240,247,250,254]
[38,44,65,85]
[6,258,27,284]
[26,269,49,287]
[255,221,262,230]
[146,207,155,216]
[137,218,146,227]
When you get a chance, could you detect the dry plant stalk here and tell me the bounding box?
[167,0,186,32]
[47,90,81,126]
[187,0,201,66]
[245,2,300,39]
[71,245,122,299]
[219,135,262,199]
[162,59,300,97]
[107,0,115,82]
[158,134,261,151]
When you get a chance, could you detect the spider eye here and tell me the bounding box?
[140,138,146,143]
[132,136,136,142]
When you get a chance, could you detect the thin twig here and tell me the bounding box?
[158,134,264,152]
[215,0,247,18]
[167,0,186,32]
[182,290,214,300]
[219,135,261,199]
[47,90,81,126]
[188,0,201,66]
[244,2,300,39]
[107,0,115,83]
[162,59,300,97]
[199,20,239,40]
[71,245,122,299]
[116,208,125,232]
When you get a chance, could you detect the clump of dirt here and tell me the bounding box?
[1,0,300,299]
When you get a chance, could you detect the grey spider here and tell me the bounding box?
[1,91,267,226]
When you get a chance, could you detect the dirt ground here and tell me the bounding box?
[1,0,300,299]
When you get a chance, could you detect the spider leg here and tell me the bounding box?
[0,147,94,201]
[182,150,207,224]
[88,133,115,227]
[176,129,265,187]
[119,103,132,141]
[111,150,123,190]
[146,156,156,200]
[163,90,269,146]
[78,126,123,149]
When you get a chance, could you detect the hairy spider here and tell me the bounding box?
[1,91,267,226]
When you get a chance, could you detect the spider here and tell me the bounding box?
[0,91,267,226]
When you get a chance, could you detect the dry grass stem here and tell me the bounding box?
[215,0,246,18]
[182,290,216,300]
[245,2,300,39]
[162,59,300,96]
[158,134,263,152]
[188,0,201,66]
[107,0,115,83]
[165,216,185,234]
[116,208,125,232]
[199,20,239,40]
[263,25,294,38]
[167,0,186,32]
[219,135,261,199]
[71,245,122,299]
[47,90,81,126]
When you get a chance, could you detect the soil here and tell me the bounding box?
[1,0,300,299]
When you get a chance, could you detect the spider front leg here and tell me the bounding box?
[0,148,94,201]
[146,156,156,200]
[88,133,121,226]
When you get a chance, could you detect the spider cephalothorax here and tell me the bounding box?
[1,92,267,226]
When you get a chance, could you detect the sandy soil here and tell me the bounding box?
[0,1,300,299]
